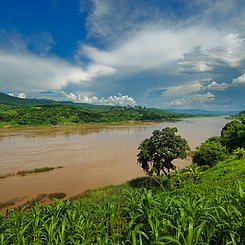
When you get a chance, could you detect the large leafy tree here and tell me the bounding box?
[137,127,189,177]
[221,120,245,152]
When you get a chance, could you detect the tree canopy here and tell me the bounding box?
[221,120,245,152]
[193,137,227,167]
[137,127,189,177]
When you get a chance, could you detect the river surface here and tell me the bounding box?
[0,117,229,204]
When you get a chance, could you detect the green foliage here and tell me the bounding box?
[193,137,227,166]
[16,166,62,176]
[221,120,245,152]
[232,110,245,122]
[0,104,184,128]
[1,159,245,244]
[233,147,245,160]
[47,193,66,200]
[137,127,190,177]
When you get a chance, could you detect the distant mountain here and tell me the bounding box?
[165,108,239,115]
[0,93,102,108]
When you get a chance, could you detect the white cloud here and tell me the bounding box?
[81,25,225,72]
[0,50,116,92]
[17,92,26,99]
[195,92,215,102]
[205,81,229,91]
[163,82,202,97]
[168,92,215,108]
[178,32,245,74]
[61,91,137,106]
[170,98,186,106]
[232,73,245,85]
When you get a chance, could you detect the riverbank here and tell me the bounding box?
[1,158,244,244]
[0,120,164,131]
[0,117,229,208]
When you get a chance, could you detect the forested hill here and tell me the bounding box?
[0,93,187,127]
[0,92,96,108]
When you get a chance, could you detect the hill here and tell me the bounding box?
[0,93,185,128]
[0,92,99,108]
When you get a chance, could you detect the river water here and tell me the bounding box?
[0,116,229,204]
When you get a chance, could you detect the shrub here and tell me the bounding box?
[193,138,227,166]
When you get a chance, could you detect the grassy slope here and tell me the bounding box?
[1,158,244,244]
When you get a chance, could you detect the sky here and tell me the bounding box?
[0,0,245,110]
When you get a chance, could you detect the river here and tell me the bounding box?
[0,116,229,205]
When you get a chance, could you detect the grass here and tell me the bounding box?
[20,193,67,209]
[16,166,63,176]
[0,158,244,244]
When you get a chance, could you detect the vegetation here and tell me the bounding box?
[221,120,245,152]
[0,103,244,243]
[193,118,245,166]
[16,166,63,176]
[231,110,245,122]
[137,127,190,177]
[0,93,187,128]
[193,137,227,167]
[0,158,244,244]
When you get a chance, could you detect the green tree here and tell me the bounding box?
[233,147,245,159]
[221,120,245,152]
[193,137,227,167]
[137,127,190,177]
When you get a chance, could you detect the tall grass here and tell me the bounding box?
[0,159,244,244]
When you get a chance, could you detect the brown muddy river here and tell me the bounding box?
[0,117,229,205]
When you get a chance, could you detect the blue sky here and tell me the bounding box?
[0,0,245,110]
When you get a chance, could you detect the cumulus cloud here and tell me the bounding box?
[232,73,245,85]
[169,92,215,108]
[17,92,26,99]
[195,92,215,102]
[170,98,186,106]
[61,91,137,106]
[81,0,245,77]
[0,51,87,91]
[205,81,229,91]
[163,82,202,97]
[0,49,116,93]
[81,25,226,72]
[178,33,245,74]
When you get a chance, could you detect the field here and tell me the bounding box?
[0,158,244,244]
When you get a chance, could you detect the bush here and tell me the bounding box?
[221,120,245,152]
[193,137,227,166]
